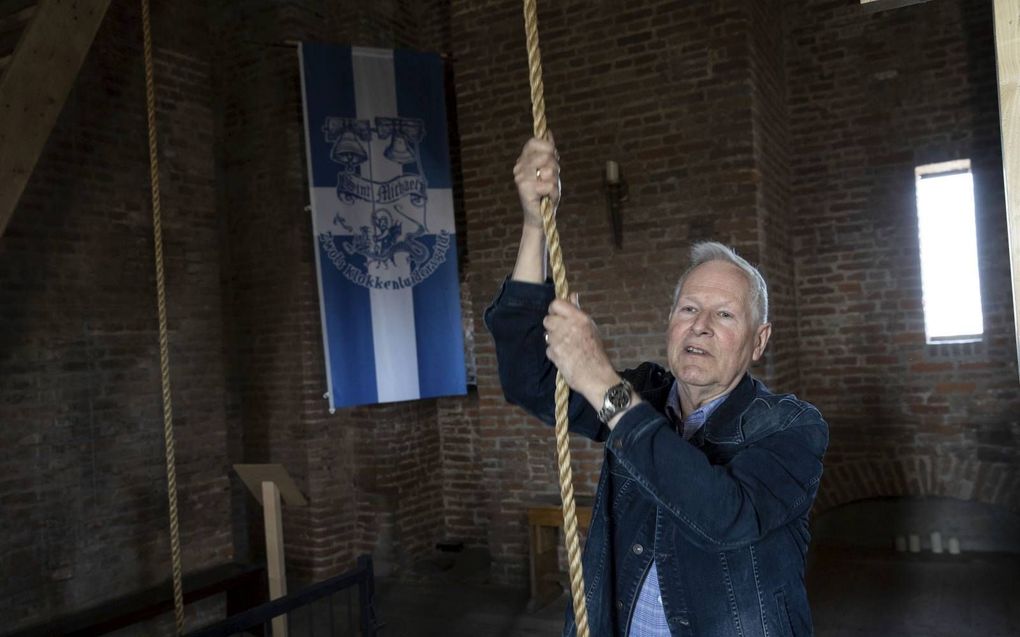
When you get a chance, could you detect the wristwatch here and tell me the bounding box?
[597,379,634,424]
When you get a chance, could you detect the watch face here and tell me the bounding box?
[608,384,631,409]
[599,380,633,423]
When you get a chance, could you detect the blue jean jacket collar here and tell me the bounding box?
[641,371,757,447]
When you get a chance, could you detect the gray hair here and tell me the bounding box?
[671,242,769,325]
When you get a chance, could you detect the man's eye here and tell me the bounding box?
[681,306,696,313]
[718,311,733,319]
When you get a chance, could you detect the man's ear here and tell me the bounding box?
[751,323,772,361]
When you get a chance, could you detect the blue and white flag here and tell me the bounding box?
[299,43,466,411]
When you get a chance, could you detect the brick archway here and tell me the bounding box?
[813,456,1020,515]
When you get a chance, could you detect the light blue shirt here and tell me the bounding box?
[628,383,729,636]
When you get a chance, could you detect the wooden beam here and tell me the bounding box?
[0,2,37,36]
[994,0,1020,381]
[0,28,25,59]
[860,0,932,13]
[0,0,37,14]
[262,481,289,637]
[0,0,36,25]
[0,0,110,239]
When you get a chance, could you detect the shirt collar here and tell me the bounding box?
[666,381,730,440]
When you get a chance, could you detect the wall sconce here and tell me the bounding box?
[604,160,628,248]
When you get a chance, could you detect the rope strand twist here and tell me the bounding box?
[522,1,589,634]
[140,0,185,633]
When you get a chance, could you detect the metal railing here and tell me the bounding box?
[184,555,377,637]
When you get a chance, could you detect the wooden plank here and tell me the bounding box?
[0,2,35,35]
[0,0,111,239]
[262,481,289,637]
[0,0,35,18]
[994,0,1020,380]
[234,463,309,506]
[0,27,23,61]
[527,504,593,528]
[860,0,931,12]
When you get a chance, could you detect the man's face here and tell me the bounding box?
[666,260,771,401]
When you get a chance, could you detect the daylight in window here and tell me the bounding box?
[915,160,983,343]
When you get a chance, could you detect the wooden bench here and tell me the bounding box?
[527,499,593,611]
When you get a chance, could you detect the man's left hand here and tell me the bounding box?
[543,295,622,409]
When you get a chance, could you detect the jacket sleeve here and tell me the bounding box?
[606,401,828,551]
[483,276,609,441]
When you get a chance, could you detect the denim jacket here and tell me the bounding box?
[484,278,828,637]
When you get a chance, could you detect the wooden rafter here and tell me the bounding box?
[0,0,111,239]
[860,0,931,13]
[993,0,1020,380]
[0,2,38,92]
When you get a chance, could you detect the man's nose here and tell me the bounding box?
[691,314,712,335]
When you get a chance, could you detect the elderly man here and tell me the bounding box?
[484,137,829,637]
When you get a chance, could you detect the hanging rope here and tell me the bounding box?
[521,1,590,634]
[140,0,185,633]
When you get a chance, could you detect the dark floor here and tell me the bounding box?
[806,546,1020,637]
[371,545,1020,636]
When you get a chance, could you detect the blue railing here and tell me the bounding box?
[184,555,377,637]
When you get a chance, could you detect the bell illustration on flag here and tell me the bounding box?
[384,134,416,164]
[331,130,368,168]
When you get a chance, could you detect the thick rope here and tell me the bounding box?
[140,0,185,633]
[522,1,589,634]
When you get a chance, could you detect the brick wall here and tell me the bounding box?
[786,0,1020,512]
[0,0,230,630]
[749,0,799,391]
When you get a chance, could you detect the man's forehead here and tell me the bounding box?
[679,260,751,299]
[685,259,750,289]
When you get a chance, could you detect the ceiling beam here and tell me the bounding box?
[860,0,931,13]
[0,0,111,239]
[0,2,37,35]
[993,0,1020,381]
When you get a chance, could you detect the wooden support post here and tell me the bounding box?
[233,464,307,637]
[994,0,1020,381]
[0,0,111,239]
[262,480,288,637]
